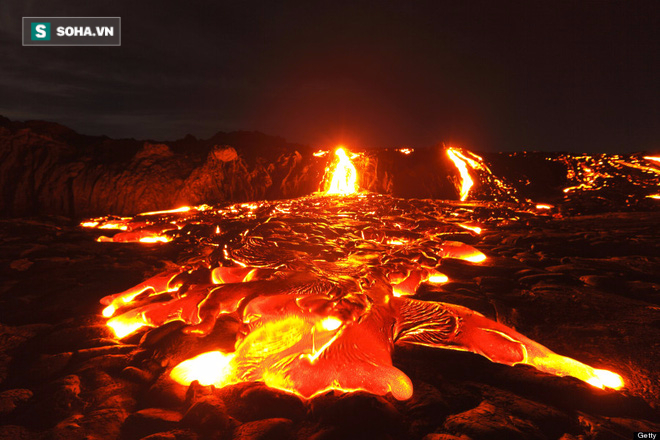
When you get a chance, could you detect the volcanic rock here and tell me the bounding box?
[121,366,155,384]
[422,434,472,440]
[310,391,404,438]
[231,418,293,440]
[0,424,40,440]
[179,398,233,438]
[217,383,307,423]
[120,408,183,440]
[77,407,128,439]
[0,388,33,416]
[139,429,198,440]
[443,400,545,440]
[146,375,187,409]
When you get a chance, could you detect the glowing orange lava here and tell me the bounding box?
[447,148,475,201]
[170,351,236,387]
[325,147,358,195]
[140,206,192,216]
[457,223,482,234]
[88,192,626,399]
[558,154,660,196]
[535,204,553,210]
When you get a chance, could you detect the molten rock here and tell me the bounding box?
[86,193,625,401]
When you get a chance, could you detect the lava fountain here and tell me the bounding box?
[324,147,358,195]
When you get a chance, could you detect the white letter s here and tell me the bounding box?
[36,24,46,38]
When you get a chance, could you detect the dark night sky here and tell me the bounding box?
[1,1,658,152]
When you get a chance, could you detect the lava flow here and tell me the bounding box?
[446,146,520,203]
[446,148,475,201]
[83,147,625,400]
[558,153,660,197]
[324,147,358,195]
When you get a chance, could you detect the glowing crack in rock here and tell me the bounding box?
[85,192,624,399]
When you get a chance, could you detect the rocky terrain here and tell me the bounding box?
[0,203,659,439]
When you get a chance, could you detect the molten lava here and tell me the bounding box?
[80,148,640,398]
[170,351,236,387]
[447,148,474,201]
[325,147,358,195]
[85,190,625,399]
[557,153,660,199]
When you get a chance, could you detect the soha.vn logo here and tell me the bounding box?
[31,22,50,40]
[30,22,114,39]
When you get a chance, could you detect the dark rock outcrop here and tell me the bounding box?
[1,117,658,218]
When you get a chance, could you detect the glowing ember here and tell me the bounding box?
[325,147,358,195]
[643,156,660,164]
[457,223,482,234]
[138,235,172,243]
[447,148,474,201]
[87,193,625,399]
[535,204,553,210]
[140,206,192,216]
[396,148,413,155]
